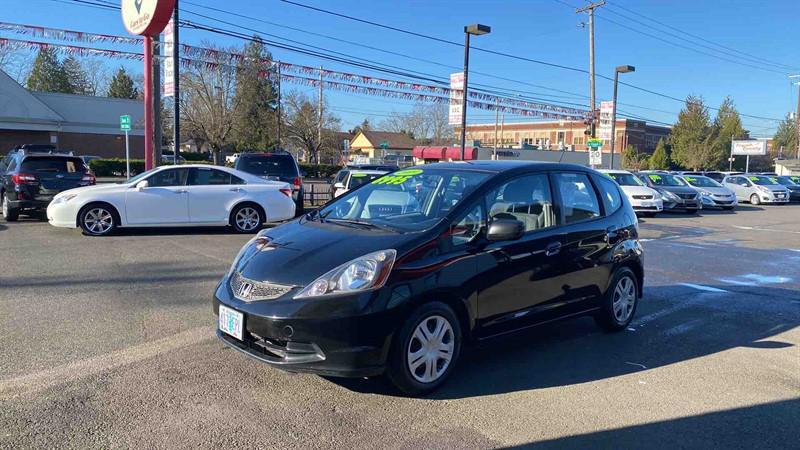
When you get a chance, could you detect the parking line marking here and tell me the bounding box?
[679,283,729,293]
[732,225,800,235]
[0,326,214,400]
[664,242,706,249]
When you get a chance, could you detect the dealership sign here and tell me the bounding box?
[449,72,464,126]
[163,18,175,97]
[731,140,767,156]
[121,0,176,36]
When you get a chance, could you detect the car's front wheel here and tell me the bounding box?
[595,267,639,332]
[230,203,264,233]
[386,302,462,396]
[79,204,117,236]
[1,193,19,222]
[750,194,761,205]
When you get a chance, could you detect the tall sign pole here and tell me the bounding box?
[172,1,180,163]
[121,0,176,170]
[120,115,131,179]
[152,34,162,166]
[576,1,605,138]
[276,62,282,149]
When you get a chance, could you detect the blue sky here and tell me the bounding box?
[4,0,799,136]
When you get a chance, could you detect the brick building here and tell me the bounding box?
[464,119,671,155]
[0,68,144,158]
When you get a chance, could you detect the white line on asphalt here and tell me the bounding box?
[663,242,706,249]
[732,225,800,234]
[679,283,729,293]
[0,326,214,400]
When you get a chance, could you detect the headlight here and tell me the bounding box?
[294,249,397,299]
[699,190,712,197]
[756,185,770,193]
[661,190,678,201]
[52,194,78,204]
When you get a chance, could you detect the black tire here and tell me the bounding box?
[386,302,462,396]
[594,267,639,332]
[78,203,117,236]
[230,203,264,233]
[640,212,656,218]
[750,194,760,205]
[687,209,699,215]
[1,193,19,222]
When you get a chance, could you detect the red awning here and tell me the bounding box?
[413,146,447,159]
[444,147,478,160]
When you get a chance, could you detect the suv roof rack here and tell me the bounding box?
[12,144,74,156]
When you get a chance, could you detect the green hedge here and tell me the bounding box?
[162,151,209,161]
[89,158,214,176]
[299,163,342,179]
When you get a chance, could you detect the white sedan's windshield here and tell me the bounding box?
[317,168,490,232]
[683,175,721,188]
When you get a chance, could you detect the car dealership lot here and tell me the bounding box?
[1,206,799,449]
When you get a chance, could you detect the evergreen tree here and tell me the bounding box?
[622,145,648,171]
[232,37,278,150]
[649,139,671,169]
[26,48,73,93]
[350,119,371,135]
[107,67,139,99]
[63,56,91,95]
[670,95,714,170]
[772,116,797,159]
[710,96,747,169]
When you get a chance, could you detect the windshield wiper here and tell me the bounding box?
[326,218,397,232]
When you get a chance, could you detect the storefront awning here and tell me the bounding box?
[412,146,447,159]
[444,147,478,160]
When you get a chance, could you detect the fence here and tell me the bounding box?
[305,181,333,207]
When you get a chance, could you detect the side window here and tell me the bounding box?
[593,174,622,215]
[485,174,557,232]
[335,170,349,184]
[148,168,188,187]
[230,174,245,185]
[553,172,601,225]
[450,202,485,247]
[188,168,231,185]
[7,158,18,172]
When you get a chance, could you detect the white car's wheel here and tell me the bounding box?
[79,204,117,236]
[231,204,264,233]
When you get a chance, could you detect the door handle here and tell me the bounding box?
[545,241,561,257]
[173,189,188,194]
[229,187,242,192]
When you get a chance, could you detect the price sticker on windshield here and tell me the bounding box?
[685,177,696,182]
[372,169,423,185]
[648,174,662,182]
[748,176,760,182]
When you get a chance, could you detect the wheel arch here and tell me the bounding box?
[406,290,476,342]
[76,201,121,228]
[616,260,644,298]
[229,200,266,225]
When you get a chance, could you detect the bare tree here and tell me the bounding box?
[0,46,32,83]
[379,103,453,145]
[180,44,241,165]
[283,90,341,164]
[82,57,109,96]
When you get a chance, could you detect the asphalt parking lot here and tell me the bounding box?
[1,205,798,449]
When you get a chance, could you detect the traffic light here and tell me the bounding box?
[583,117,593,136]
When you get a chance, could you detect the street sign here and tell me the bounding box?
[598,101,614,140]
[449,72,464,126]
[589,148,602,166]
[587,138,603,149]
[121,0,176,36]
[379,141,389,150]
[120,115,131,131]
[731,140,767,156]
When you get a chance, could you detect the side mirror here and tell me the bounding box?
[486,218,525,242]
[135,180,149,191]
[333,182,345,190]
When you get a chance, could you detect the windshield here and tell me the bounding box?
[606,172,643,186]
[316,168,490,232]
[683,175,721,188]
[646,173,685,186]
[777,176,799,186]
[348,172,385,189]
[748,175,778,186]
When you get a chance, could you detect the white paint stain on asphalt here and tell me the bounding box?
[679,283,729,293]
[718,274,792,286]
[732,225,800,235]
[662,318,705,337]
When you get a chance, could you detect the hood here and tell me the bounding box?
[619,185,659,197]
[657,185,697,194]
[693,186,733,196]
[234,219,422,286]
[757,184,789,192]
[54,182,128,198]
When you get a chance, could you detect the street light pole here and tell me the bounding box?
[460,24,491,161]
[609,65,634,169]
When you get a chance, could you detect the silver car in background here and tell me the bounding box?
[678,174,737,210]
[722,174,790,205]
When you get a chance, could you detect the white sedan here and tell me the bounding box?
[600,169,664,217]
[47,164,296,236]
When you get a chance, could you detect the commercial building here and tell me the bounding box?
[0,68,144,158]
[464,119,671,154]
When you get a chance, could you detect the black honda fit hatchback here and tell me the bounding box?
[214,161,644,395]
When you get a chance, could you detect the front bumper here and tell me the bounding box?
[662,197,701,210]
[758,192,790,204]
[630,197,663,213]
[212,277,401,378]
[46,200,81,228]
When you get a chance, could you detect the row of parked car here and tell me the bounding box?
[600,169,800,217]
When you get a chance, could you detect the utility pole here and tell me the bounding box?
[172,0,180,165]
[796,80,800,160]
[317,65,323,165]
[493,98,499,160]
[276,62,281,149]
[577,1,604,138]
[152,35,162,166]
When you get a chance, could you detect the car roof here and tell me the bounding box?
[420,160,590,173]
[349,169,387,174]
[598,169,632,174]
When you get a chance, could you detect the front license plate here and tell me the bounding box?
[219,305,244,341]
[641,201,652,206]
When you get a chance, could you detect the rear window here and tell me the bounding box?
[348,173,383,189]
[237,155,297,177]
[21,157,85,173]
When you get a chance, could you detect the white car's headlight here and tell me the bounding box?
[756,185,770,193]
[699,190,712,197]
[294,249,397,299]
[52,194,78,205]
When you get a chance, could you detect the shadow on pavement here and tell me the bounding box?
[508,398,800,449]
[326,285,798,400]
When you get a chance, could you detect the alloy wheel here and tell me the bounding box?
[235,207,260,231]
[750,194,760,205]
[84,207,113,235]
[612,276,636,323]
[407,315,455,383]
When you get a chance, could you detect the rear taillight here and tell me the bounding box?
[82,173,96,185]
[279,188,292,198]
[11,173,37,184]
[293,177,301,190]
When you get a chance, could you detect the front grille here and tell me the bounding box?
[712,193,732,198]
[632,195,653,200]
[230,271,294,302]
[677,193,697,200]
